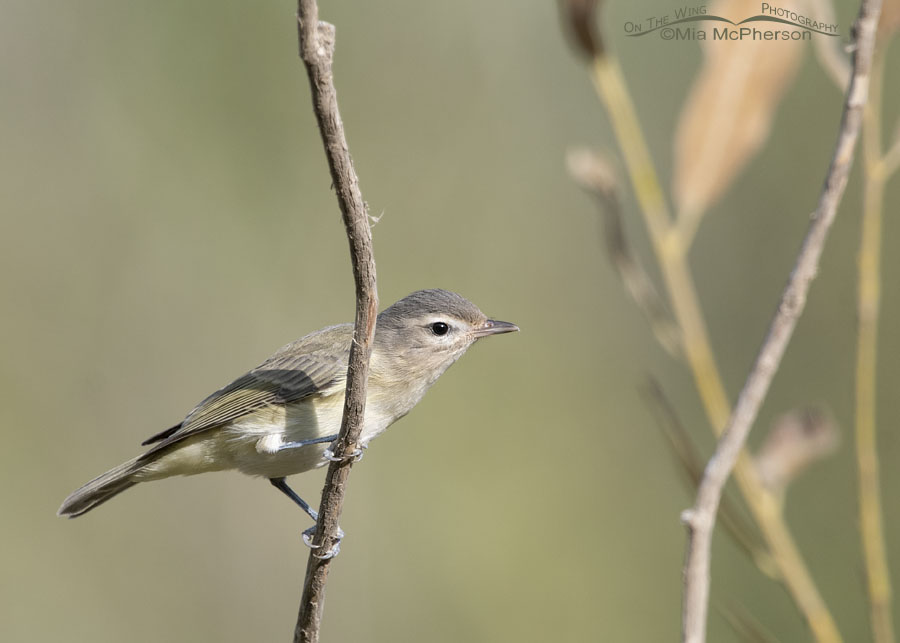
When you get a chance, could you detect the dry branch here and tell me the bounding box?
[856,38,895,643]
[680,2,884,642]
[640,379,776,577]
[293,1,378,641]
[588,36,840,643]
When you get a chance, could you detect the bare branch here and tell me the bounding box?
[640,379,777,577]
[856,41,895,643]
[293,1,378,642]
[588,36,838,638]
[883,122,900,177]
[681,2,883,642]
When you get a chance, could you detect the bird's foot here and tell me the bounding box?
[323,446,364,463]
[302,525,345,559]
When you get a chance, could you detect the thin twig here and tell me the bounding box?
[718,601,783,643]
[293,2,378,642]
[590,51,839,642]
[882,127,900,177]
[590,55,731,436]
[856,41,895,643]
[681,3,883,642]
[640,379,777,578]
[567,149,682,357]
[640,378,710,489]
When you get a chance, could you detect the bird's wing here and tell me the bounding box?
[141,325,352,458]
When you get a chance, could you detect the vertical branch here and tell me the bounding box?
[588,41,840,643]
[294,2,378,642]
[856,43,895,643]
[681,2,883,642]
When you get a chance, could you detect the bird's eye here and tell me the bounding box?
[430,322,450,336]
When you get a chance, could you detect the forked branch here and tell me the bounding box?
[681,2,884,641]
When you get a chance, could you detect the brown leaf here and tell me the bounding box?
[559,0,604,58]
[879,0,900,36]
[672,0,807,224]
[754,407,839,492]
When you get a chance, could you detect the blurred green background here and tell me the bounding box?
[2,0,899,641]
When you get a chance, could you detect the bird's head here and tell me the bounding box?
[373,289,518,382]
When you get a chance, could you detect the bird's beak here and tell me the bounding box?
[473,319,519,338]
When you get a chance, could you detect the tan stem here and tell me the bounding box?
[856,43,895,643]
[590,52,842,643]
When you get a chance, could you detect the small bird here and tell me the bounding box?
[58,289,518,533]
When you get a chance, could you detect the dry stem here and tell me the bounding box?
[590,53,841,643]
[293,1,378,641]
[856,41,895,643]
[681,2,883,642]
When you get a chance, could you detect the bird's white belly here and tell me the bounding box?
[221,392,398,479]
[219,394,339,478]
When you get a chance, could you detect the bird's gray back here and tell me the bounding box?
[141,324,353,459]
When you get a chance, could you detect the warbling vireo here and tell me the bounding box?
[58,289,518,530]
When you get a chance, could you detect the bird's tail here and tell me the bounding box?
[58,456,144,518]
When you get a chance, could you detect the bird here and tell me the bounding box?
[58,289,518,538]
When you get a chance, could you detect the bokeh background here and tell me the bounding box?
[3,0,899,641]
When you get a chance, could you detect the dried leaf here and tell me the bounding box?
[672,0,807,227]
[879,0,900,35]
[559,0,604,58]
[566,147,617,195]
[755,407,839,492]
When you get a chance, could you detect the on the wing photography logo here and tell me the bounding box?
[623,3,840,41]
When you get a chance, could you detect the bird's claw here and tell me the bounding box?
[314,543,340,560]
[302,525,345,559]
[323,447,364,463]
